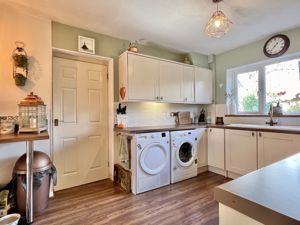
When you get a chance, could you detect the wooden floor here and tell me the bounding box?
[34,172,229,225]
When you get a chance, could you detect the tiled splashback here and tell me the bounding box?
[115,102,203,127]
[115,102,300,127]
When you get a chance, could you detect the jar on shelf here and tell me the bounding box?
[18,92,47,133]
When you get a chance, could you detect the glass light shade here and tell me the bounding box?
[205,10,232,38]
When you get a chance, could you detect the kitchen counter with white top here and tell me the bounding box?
[215,153,300,225]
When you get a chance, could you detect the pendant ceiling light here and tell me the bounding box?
[205,0,232,38]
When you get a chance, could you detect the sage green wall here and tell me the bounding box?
[215,26,300,104]
[188,52,209,68]
[53,22,208,101]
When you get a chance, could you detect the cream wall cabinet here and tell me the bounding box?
[126,53,160,101]
[257,132,300,168]
[119,51,212,103]
[195,67,213,104]
[159,60,184,102]
[225,129,257,176]
[208,128,225,169]
[183,66,195,103]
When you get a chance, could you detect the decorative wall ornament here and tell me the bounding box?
[12,41,28,86]
[128,40,139,53]
[78,36,95,54]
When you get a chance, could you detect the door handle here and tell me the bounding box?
[252,132,255,136]
[53,119,62,126]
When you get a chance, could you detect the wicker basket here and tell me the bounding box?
[114,164,131,193]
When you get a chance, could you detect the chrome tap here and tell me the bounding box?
[266,104,278,126]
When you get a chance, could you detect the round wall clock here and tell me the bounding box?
[263,34,290,58]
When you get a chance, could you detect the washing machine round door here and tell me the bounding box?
[140,142,168,175]
[176,140,195,167]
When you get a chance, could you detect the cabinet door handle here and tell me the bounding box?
[259,132,262,137]
[160,96,163,100]
[252,132,255,136]
[210,129,212,132]
[156,96,159,100]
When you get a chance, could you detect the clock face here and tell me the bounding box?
[263,34,290,58]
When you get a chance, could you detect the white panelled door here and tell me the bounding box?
[53,57,108,191]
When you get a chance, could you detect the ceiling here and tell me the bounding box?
[5,0,300,55]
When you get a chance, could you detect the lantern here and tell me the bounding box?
[18,92,47,133]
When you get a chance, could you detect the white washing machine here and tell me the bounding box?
[131,131,170,194]
[170,129,199,183]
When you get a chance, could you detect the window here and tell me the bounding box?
[236,71,259,113]
[265,59,300,113]
[227,53,300,115]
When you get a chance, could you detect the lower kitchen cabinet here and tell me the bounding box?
[196,128,208,168]
[208,128,225,169]
[225,129,257,176]
[257,132,300,168]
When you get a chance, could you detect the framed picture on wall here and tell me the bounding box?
[78,36,95,54]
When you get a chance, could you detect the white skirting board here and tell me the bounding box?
[198,166,229,178]
[208,166,227,176]
[197,166,208,174]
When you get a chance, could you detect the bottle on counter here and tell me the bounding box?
[198,109,206,124]
[206,111,212,124]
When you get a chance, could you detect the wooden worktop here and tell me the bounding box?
[114,124,208,134]
[0,131,49,143]
[114,123,300,134]
[215,153,300,225]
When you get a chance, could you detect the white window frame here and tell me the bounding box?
[227,52,300,115]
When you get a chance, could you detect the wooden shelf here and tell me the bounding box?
[0,131,49,144]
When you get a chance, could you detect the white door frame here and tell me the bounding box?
[52,47,115,180]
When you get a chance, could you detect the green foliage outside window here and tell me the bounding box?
[241,94,259,112]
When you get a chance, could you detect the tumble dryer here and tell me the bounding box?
[131,131,170,194]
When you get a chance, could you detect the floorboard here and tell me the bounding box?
[34,172,230,225]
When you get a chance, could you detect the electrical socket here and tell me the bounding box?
[170,112,178,117]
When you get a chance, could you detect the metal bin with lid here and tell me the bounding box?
[13,151,55,216]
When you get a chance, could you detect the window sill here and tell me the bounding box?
[225,114,300,118]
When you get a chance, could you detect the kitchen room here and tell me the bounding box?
[0,0,300,225]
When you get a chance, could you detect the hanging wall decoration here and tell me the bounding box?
[78,36,95,54]
[12,41,28,86]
